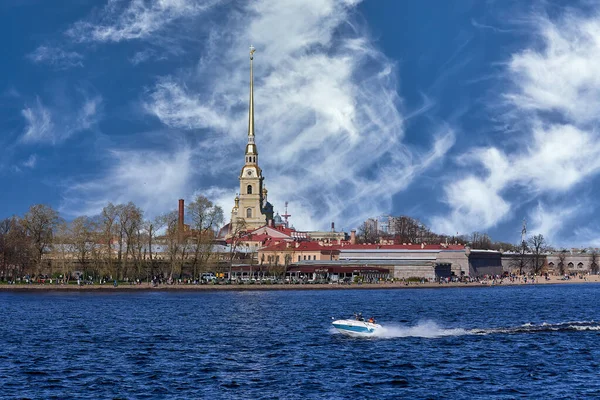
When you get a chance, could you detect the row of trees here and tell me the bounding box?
[0,196,231,282]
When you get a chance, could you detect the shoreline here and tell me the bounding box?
[0,276,598,292]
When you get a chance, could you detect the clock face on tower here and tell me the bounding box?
[247,170,253,176]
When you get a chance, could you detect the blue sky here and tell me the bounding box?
[1,0,599,247]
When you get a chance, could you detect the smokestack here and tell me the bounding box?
[350,229,356,245]
[178,199,184,232]
[331,222,335,232]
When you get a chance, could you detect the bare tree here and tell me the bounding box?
[470,232,492,250]
[143,216,164,283]
[69,216,96,268]
[590,249,599,274]
[357,221,380,244]
[227,218,247,280]
[528,234,547,275]
[0,217,33,280]
[187,195,224,281]
[159,211,188,282]
[22,204,60,275]
[118,202,143,280]
[510,237,531,275]
[557,250,568,275]
[100,203,118,280]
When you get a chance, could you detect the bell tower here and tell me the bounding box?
[230,46,270,233]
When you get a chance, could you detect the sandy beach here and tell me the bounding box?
[0,275,598,291]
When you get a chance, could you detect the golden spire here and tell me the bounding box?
[245,45,258,159]
[248,44,255,140]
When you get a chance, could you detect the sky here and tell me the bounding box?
[1,0,600,248]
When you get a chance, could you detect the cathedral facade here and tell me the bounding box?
[229,46,274,235]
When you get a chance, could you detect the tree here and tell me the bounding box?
[227,218,247,280]
[469,232,492,250]
[159,211,188,281]
[528,234,547,275]
[590,249,599,274]
[0,217,33,280]
[100,203,118,279]
[187,195,224,280]
[142,216,165,283]
[69,216,96,267]
[510,237,530,275]
[357,221,380,244]
[557,250,568,275]
[117,202,143,280]
[22,204,60,274]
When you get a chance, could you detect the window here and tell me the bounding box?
[246,208,252,218]
[578,262,584,269]
[303,255,306,260]
[298,256,301,261]
[247,185,252,194]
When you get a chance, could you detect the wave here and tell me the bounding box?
[366,320,600,339]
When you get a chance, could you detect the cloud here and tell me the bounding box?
[528,202,581,245]
[27,45,83,69]
[61,147,193,218]
[505,12,600,124]
[21,98,54,143]
[138,0,454,230]
[431,9,600,239]
[66,0,221,43]
[20,95,102,145]
[22,154,37,169]
[144,78,229,130]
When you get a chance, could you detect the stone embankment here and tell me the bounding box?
[0,275,597,291]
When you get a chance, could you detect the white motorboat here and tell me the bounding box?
[332,316,382,337]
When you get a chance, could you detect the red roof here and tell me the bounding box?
[260,241,340,253]
[339,244,465,251]
[260,242,465,252]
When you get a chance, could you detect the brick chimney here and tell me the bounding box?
[178,199,184,240]
[350,229,356,245]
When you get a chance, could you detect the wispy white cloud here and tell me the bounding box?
[21,98,54,143]
[27,45,83,69]
[129,48,166,65]
[22,154,37,169]
[66,0,221,43]
[61,147,193,218]
[20,95,102,145]
[432,9,600,240]
[528,202,581,245]
[144,78,229,130]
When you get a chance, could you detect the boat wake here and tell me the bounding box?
[362,320,600,339]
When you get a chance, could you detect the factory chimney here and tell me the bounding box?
[178,199,184,241]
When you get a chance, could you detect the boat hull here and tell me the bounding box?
[332,319,382,337]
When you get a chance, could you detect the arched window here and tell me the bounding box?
[247,185,252,194]
[568,262,574,270]
[246,208,252,218]
[578,262,584,269]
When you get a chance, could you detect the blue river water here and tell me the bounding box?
[1,284,599,399]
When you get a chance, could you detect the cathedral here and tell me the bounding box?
[228,46,274,235]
